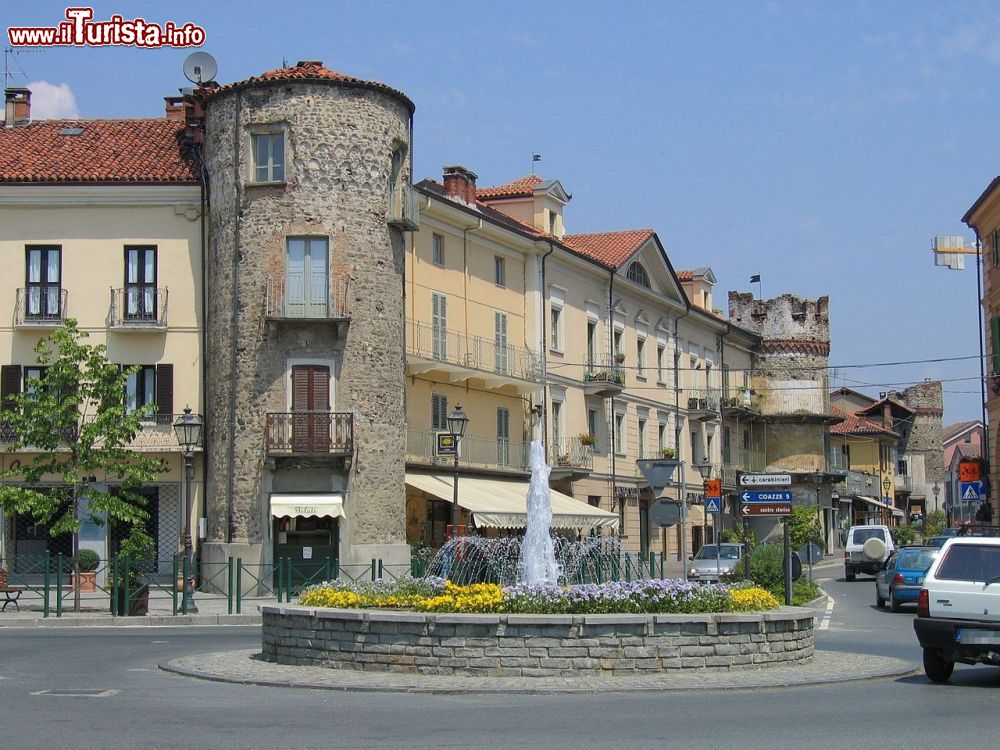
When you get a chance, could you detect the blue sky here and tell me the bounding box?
[5,0,997,423]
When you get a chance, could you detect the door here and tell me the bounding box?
[431,293,447,360]
[494,311,509,374]
[125,246,157,320]
[286,238,328,317]
[497,406,510,468]
[291,365,330,452]
[25,246,61,320]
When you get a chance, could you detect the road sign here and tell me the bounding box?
[436,433,457,456]
[799,542,823,565]
[740,490,792,503]
[961,481,983,502]
[740,503,792,517]
[650,499,682,527]
[705,496,721,513]
[959,461,981,483]
[739,473,792,487]
[704,478,722,498]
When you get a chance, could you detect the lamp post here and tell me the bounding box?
[172,406,203,614]
[446,405,469,536]
[932,481,941,517]
[882,477,892,526]
[695,461,717,579]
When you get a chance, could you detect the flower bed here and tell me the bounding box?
[298,577,779,615]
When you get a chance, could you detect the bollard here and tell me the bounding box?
[236,557,243,614]
[43,550,51,618]
[55,553,63,618]
[227,556,234,615]
[172,555,179,616]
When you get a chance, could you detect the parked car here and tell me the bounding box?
[875,545,940,612]
[913,537,1000,682]
[688,543,743,582]
[844,524,895,581]
[925,536,950,548]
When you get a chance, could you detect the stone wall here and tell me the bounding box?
[262,606,815,676]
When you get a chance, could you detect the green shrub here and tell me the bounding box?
[789,577,821,605]
[894,524,916,546]
[924,509,948,536]
[746,543,785,591]
[788,505,824,551]
[74,548,100,572]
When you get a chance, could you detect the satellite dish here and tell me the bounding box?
[183,51,218,84]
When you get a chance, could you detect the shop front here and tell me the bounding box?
[271,494,343,587]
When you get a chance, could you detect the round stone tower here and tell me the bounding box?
[199,61,414,572]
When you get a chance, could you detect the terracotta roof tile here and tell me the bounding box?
[956,442,982,460]
[829,407,899,437]
[944,420,982,442]
[206,60,413,111]
[676,269,694,281]
[476,175,542,200]
[562,229,655,268]
[0,119,197,184]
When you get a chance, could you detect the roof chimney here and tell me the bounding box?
[443,165,478,205]
[4,87,31,128]
[164,95,185,122]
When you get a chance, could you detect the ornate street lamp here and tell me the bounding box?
[446,405,469,534]
[172,406,203,614]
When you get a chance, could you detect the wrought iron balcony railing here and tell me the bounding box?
[265,276,350,320]
[406,428,531,473]
[550,436,594,472]
[583,354,625,394]
[265,412,354,456]
[387,184,419,230]
[406,320,542,385]
[109,287,168,329]
[15,287,67,326]
[684,388,722,418]
[1,413,199,452]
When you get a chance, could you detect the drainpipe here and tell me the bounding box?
[608,269,618,533]
[538,241,556,451]
[195,140,210,546]
[673,304,690,559]
[226,93,242,545]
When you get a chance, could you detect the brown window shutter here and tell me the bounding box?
[156,364,173,417]
[2,365,22,412]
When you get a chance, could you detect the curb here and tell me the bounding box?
[159,648,920,695]
[0,613,261,628]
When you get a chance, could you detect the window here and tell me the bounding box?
[432,293,447,360]
[552,401,563,448]
[494,256,506,287]
[993,229,1000,269]
[992,318,1000,374]
[587,322,597,367]
[637,418,646,458]
[125,365,157,419]
[658,422,666,453]
[657,345,665,383]
[286,237,328,317]
[550,305,562,352]
[626,262,650,288]
[548,210,557,235]
[252,132,285,182]
[124,246,157,320]
[613,329,623,358]
[636,336,646,378]
[587,408,599,449]
[23,366,47,395]
[432,234,445,266]
[494,311,509,374]
[431,393,448,430]
[722,426,731,463]
[614,412,626,455]
[497,406,510,467]
[706,433,713,464]
[897,459,908,476]
[25,245,62,320]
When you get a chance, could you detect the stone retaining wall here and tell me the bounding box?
[262,605,814,676]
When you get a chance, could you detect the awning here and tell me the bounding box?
[855,495,898,514]
[405,473,619,530]
[270,494,345,519]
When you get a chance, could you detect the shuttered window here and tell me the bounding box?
[991,317,1000,374]
[291,365,330,452]
[155,364,173,419]
[494,311,509,374]
[431,293,447,360]
[431,393,448,430]
[1,364,22,412]
[125,365,157,419]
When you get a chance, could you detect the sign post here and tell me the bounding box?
[704,478,723,580]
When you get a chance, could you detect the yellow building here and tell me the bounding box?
[828,402,900,527]
[0,92,203,572]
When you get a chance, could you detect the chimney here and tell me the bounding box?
[443,165,478,205]
[4,87,31,127]
[164,95,185,122]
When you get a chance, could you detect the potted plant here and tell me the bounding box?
[614,352,626,364]
[660,447,675,459]
[111,534,153,616]
[578,432,596,447]
[72,549,100,593]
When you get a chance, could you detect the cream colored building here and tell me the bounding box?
[0,91,203,572]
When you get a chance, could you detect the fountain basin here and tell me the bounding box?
[261,605,814,676]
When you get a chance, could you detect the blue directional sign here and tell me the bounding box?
[960,481,983,502]
[705,496,721,513]
[740,490,793,504]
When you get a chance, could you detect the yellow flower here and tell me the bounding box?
[728,587,779,611]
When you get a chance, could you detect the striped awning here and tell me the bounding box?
[270,494,345,519]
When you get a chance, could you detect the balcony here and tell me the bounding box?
[685,388,721,421]
[265,412,354,456]
[895,474,912,493]
[1,413,198,453]
[834,469,879,497]
[720,389,758,415]
[109,287,168,331]
[406,320,542,395]
[754,383,837,422]
[387,184,419,230]
[722,448,768,488]
[265,276,350,329]
[582,355,625,397]
[549,436,594,479]
[15,287,67,328]
[406,428,530,474]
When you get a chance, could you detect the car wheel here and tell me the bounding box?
[846,568,856,582]
[923,648,955,683]
[890,592,902,613]
[876,588,885,608]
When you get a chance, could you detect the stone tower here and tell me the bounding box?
[199,61,414,570]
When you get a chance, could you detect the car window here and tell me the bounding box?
[898,549,937,569]
[935,544,1000,582]
[851,528,886,544]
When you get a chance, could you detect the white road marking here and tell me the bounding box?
[819,597,834,630]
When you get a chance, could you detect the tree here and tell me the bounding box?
[0,320,162,610]
[924,509,948,536]
[788,505,824,551]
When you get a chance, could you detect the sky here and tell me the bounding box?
[4,0,997,424]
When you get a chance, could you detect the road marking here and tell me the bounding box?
[31,689,120,697]
[151,640,169,644]
[819,597,834,630]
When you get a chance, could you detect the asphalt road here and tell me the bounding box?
[1,568,999,750]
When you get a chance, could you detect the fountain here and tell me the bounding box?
[519,440,561,584]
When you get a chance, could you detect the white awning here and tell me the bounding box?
[270,494,345,519]
[855,495,898,513]
[405,473,619,530]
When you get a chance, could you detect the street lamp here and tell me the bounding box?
[446,405,469,535]
[882,477,892,526]
[172,406,203,614]
[932,482,941,516]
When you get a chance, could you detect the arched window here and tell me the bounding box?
[626,262,650,288]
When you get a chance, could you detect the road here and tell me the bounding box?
[1,567,998,750]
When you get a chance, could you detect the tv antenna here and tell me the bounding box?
[182,51,218,85]
[4,46,40,86]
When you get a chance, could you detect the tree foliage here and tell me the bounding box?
[924,509,948,536]
[788,505,824,551]
[0,320,161,553]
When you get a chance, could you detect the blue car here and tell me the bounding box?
[875,546,940,613]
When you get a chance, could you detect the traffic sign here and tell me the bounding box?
[740,490,792,503]
[959,461,981,483]
[704,478,722,498]
[651,499,682,527]
[740,503,792,517]
[705,496,721,513]
[960,481,983,502]
[436,433,458,456]
[739,473,792,487]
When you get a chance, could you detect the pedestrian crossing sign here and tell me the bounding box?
[705,496,721,513]
[961,481,982,502]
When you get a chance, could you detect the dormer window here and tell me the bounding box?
[548,210,557,235]
[626,262,650,289]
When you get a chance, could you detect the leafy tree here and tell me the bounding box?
[894,523,916,545]
[0,320,162,609]
[924,509,948,536]
[788,505,824,551]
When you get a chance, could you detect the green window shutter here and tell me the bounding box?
[992,318,1000,374]
[993,230,1000,269]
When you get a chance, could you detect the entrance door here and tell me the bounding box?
[124,246,157,320]
[273,515,339,588]
[286,238,328,318]
[291,365,330,453]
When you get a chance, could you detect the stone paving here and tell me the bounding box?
[160,647,917,694]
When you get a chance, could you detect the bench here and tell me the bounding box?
[1,585,26,612]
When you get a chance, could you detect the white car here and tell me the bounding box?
[844,524,895,581]
[688,543,743,582]
[913,536,1000,682]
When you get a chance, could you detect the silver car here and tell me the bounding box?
[688,543,744,582]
